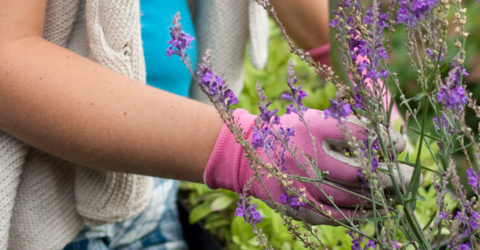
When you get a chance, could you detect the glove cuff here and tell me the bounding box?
[204,109,256,193]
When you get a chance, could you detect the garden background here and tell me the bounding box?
[180,1,480,248]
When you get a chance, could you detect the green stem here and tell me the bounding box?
[408,97,429,206]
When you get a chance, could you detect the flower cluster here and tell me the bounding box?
[397,0,438,27]
[196,51,238,112]
[467,167,479,190]
[433,114,460,135]
[281,60,308,118]
[348,231,376,250]
[166,12,194,60]
[324,97,353,124]
[437,85,468,112]
[279,190,306,210]
[235,193,263,225]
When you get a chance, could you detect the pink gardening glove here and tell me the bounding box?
[205,108,412,225]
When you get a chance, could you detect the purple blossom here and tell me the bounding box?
[438,212,448,220]
[470,212,480,230]
[250,204,263,223]
[360,138,380,172]
[353,87,365,109]
[364,240,376,249]
[281,60,308,118]
[347,231,365,250]
[235,194,263,225]
[196,51,238,112]
[290,197,301,209]
[324,98,353,124]
[466,167,478,187]
[235,206,244,217]
[167,13,194,60]
[433,114,460,135]
[256,83,280,124]
[279,192,306,210]
[437,85,468,112]
[251,129,265,150]
[397,0,438,27]
[279,193,288,204]
[371,157,379,172]
[437,141,443,151]
[348,231,363,250]
[446,61,469,87]
[455,243,471,250]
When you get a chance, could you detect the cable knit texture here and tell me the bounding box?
[189,0,269,104]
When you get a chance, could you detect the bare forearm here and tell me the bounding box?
[270,0,330,50]
[0,37,222,183]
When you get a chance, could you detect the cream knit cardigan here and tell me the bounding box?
[0,0,268,249]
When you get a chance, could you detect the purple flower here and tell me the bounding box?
[437,141,443,151]
[279,193,288,204]
[251,129,265,150]
[456,243,471,250]
[290,197,301,209]
[235,206,244,217]
[236,194,263,225]
[196,51,238,112]
[470,211,480,230]
[437,85,468,112]
[371,157,379,172]
[397,0,438,27]
[353,87,365,109]
[281,60,308,118]
[466,167,478,187]
[324,98,353,124]
[439,212,448,220]
[347,231,365,250]
[433,114,460,135]
[364,240,376,249]
[250,204,263,223]
[167,13,194,60]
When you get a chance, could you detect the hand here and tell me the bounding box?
[204,108,413,225]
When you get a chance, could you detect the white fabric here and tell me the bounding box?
[189,0,269,104]
[0,0,268,249]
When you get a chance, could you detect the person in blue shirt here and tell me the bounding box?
[0,0,334,249]
[62,0,334,249]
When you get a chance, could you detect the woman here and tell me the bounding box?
[0,0,409,249]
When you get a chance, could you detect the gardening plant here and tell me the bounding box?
[167,0,480,247]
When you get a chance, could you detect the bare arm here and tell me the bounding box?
[0,0,223,183]
[269,0,330,50]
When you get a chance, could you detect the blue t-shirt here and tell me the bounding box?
[141,0,197,97]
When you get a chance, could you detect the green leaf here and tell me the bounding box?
[204,219,230,230]
[189,202,212,224]
[210,196,234,212]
